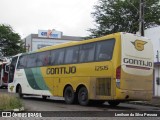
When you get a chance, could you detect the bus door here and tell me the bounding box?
[8,56,18,92]
[2,63,8,85]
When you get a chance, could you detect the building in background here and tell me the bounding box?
[145,26,160,97]
[23,29,84,52]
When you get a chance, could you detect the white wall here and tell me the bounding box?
[154,66,160,96]
[145,26,160,97]
[145,26,160,62]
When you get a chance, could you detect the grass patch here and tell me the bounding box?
[0,94,23,111]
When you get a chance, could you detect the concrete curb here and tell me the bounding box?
[128,101,160,107]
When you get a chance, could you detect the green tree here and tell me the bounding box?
[0,24,25,56]
[89,0,160,37]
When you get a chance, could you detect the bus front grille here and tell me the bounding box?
[96,78,111,96]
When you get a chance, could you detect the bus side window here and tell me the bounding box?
[50,50,56,65]
[79,43,95,63]
[56,49,65,65]
[5,64,10,73]
[64,46,79,64]
[17,55,27,69]
[26,54,37,68]
[95,39,115,61]
[50,49,65,65]
[37,51,50,66]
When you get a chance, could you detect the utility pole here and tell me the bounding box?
[139,0,145,36]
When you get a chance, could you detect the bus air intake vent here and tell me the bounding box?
[96,78,111,96]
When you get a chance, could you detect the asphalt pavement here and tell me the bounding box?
[129,97,160,107]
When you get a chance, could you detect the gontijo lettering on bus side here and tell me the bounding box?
[46,66,76,75]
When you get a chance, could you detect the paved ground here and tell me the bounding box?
[129,97,160,107]
[1,88,160,120]
[146,97,160,106]
[1,87,160,107]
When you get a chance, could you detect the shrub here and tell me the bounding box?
[0,94,23,111]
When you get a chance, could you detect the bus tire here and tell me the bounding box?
[64,86,75,104]
[18,86,23,98]
[78,87,89,106]
[108,101,120,107]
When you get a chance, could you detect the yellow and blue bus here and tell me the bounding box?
[8,32,153,106]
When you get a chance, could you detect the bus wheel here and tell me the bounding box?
[18,86,23,98]
[64,86,75,104]
[108,101,120,107]
[78,87,89,106]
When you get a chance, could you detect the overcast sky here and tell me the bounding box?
[0,0,98,38]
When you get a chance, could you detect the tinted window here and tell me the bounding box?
[95,39,115,61]
[37,51,50,66]
[64,46,79,64]
[8,56,18,83]
[79,43,95,63]
[50,49,65,65]
[5,64,10,72]
[17,55,27,69]
[26,54,37,68]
